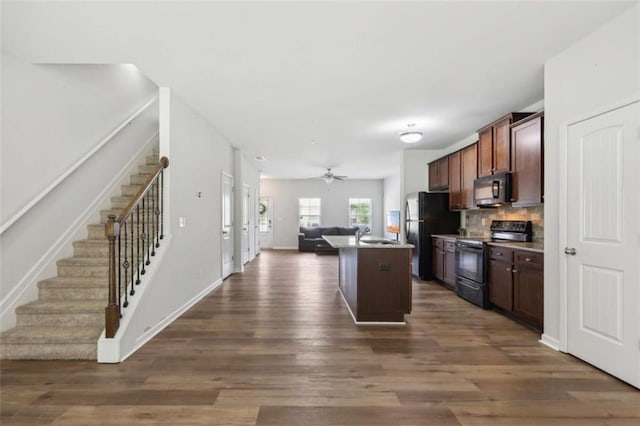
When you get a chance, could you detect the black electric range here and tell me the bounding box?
[455,220,532,308]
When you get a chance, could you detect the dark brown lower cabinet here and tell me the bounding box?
[432,237,455,290]
[487,246,543,331]
[513,252,544,329]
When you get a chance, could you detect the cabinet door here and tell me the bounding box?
[443,246,456,287]
[488,259,513,311]
[513,266,543,329]
[448,151,461,209]
[493,117,512,174]
[437,157,449,188]
[432,239,444,281]
[428,162,439,191]
[478,127,493,177]
[461,143,478,209]
[512,115,543,206]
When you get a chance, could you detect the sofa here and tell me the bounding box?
[298,226,360,253]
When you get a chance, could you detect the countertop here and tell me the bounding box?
[323,235,414,249]
[431,234,544,253]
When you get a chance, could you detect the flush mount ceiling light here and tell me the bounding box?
[399,123,423,144]
[255,156,266,161]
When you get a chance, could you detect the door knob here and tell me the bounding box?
[564,247,577,255]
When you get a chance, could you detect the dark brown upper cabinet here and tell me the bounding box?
[511,112,544,206]
[448,151,462,210]
[460,143,478,209]
[477,113,533,177]
[428,157,449,191]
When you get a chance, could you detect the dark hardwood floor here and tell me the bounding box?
[1,250,638,425]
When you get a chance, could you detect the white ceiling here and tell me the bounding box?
[2,1,634,179]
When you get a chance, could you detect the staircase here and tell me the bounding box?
[0,146,159,360]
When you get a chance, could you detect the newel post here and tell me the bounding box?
[105,215,120,338]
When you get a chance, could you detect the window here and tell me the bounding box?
[299,198,321,227]
[349,198,372,227]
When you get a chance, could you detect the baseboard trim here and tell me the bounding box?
[540,334,561,351]
[338,286,406,326]
[0,132,158,331]
[273,246,298,250]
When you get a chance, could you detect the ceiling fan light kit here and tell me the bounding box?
[310,168,347,184]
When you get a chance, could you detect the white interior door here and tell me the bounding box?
[254,188,260,255]
[242,184,250,264]
[221,172,234,279]
[566,101,639,388]
[259,197,273,249]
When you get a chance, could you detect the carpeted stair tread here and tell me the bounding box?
[38,276,107,289]
[57,257,108,266]
[0,326,103,344]
[16,299,105,314]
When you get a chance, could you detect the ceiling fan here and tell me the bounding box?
[310,168,347,184]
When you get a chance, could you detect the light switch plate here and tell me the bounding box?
[179,217,186,228]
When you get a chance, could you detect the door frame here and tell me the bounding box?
[558,93,640,355]
[221,171,234,279]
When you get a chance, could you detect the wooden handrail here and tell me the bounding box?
[115,157,169,227]
[105,156,169,338]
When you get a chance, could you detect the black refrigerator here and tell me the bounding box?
[405,192,460,280]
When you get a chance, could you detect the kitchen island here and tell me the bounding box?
[323,235,414,324]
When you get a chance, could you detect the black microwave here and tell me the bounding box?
[474,172,513,207]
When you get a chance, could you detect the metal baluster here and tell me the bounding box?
[122,222,129,308]
[136,205,141,284]
[160,169,164,240]
[155,178,160,248]
[151,181,157,257]
[117,223,122,316]
[141,196,148,272]
[130,216,135,296]
[145,191,151,266]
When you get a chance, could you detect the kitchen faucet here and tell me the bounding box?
[355,226,371,244]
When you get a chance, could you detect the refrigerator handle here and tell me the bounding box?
[404,201,409,237]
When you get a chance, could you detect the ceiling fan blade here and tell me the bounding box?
[334,175,348,180]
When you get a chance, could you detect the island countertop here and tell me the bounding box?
[322,235,414,249]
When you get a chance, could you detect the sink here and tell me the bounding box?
[360,238,399,245]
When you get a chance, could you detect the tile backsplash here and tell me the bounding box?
[463,205,544,241]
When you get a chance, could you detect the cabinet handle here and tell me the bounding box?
[525,257,531,262]
[506,268,511,272]
[512,269,518,273]
[497,253,503,256]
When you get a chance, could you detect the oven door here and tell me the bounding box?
[455,242,485,283]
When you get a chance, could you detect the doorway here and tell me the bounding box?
[221,172,234,279]
[259,196,273,249]
[563,100,639,388]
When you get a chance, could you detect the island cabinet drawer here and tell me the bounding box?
[515,251,543,269]
[489,246,513,262]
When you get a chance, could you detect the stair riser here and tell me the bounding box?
[146,155,160,165]
[73,245,109,258]
[100,211,155,224]
[40,287,108,301]
[1,344,97,360]
[58,265,108,278]
[138,164,161,175]
[88,225,159,239]
[17,312,103,327]
[111,197,158,210]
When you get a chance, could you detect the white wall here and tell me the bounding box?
[1,52,157,222]
[383,170,401,240]
[112,93,235,358]
[260,179,384,249]
[543,4,639,349]
[0,54,158,329]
